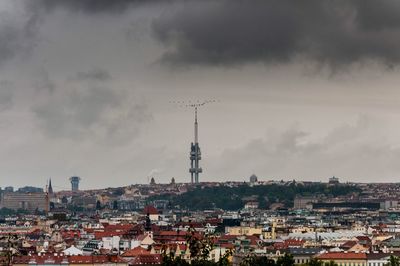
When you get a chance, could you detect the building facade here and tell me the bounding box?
[0,191,48,211]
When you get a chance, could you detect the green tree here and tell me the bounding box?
[324,260,338,266]
[217,249,232,266]
[112,187,125,196]
[276,253,295,266]
[387,255,400,266]
[240,255,276,266]
[162,255,190,266]
[306,258,323,266]
[112,200,118,210]
[162,253,230,266]
[0,233,19,266]
[185,227,215,261]
[162,228,232,266]
[0,208,15,216]
[149,183,360,211]
[96,200,102,210]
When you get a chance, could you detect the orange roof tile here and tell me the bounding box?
[121,247,151,257]
[143,206,159,215]
[318,252,367,260]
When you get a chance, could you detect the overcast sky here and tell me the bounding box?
[2,0,400,190]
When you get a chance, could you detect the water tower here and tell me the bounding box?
[70,176,81,192]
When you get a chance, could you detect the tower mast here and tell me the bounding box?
[194,107,198,144]
[190,107,201,183]
[170,99,218,184]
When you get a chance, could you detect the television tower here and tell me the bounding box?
[190,107,202,184]
[171,100,218,184]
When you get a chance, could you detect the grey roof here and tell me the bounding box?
[287,248,323,256]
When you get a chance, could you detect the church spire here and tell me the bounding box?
[48,178,53,195]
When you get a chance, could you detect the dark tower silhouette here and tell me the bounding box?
[171,99,217,184]
[145,212,151,232]
[48,178,53,195]
[189,107,202,184]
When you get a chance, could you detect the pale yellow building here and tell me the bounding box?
[226,226,262,236]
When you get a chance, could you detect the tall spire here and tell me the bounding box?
[194,107,198,144]
[48,178,53,195]
[171,99,218,184]
[190,107,202,184]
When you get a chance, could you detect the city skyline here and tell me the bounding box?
[2,1,400,188]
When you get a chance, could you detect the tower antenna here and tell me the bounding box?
[170,99,219,184]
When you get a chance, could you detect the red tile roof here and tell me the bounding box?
[69,255,110,264]
[356,236,371,242]
[94,231,124,239]
[13,255,126,265]
[104,224,135,232]
[143,206,159,215]
[122,247,151,257]
[318,252,367,260]
[341,240,358,249]
[219,243,235,249]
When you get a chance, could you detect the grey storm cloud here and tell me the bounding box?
[34,69,56,94]
[75,68,112,82]
[212,116,400,181]
[32,75,151,143]
[0,4,40,66]
[152,0,400,68]
[0,81,14,110]
[21,0,400,69]
[28,0,159,14]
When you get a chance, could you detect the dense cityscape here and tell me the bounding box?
[3,0,400,265]
[0,176,400,265]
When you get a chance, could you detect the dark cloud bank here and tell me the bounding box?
[4,0,400,69]
[152,0,400,68]
[28,0,146,14]
[0,3,40,67]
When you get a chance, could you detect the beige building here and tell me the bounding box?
[294,196,317,209]
[226,226,262,236]
[291,226,315,234]
[0,192,48,212]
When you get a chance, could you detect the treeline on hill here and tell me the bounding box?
[150,183,361,211]
[162,253,297,266]
[0,208,36,216]
[163,249,341,266]
[164,255,399,266]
